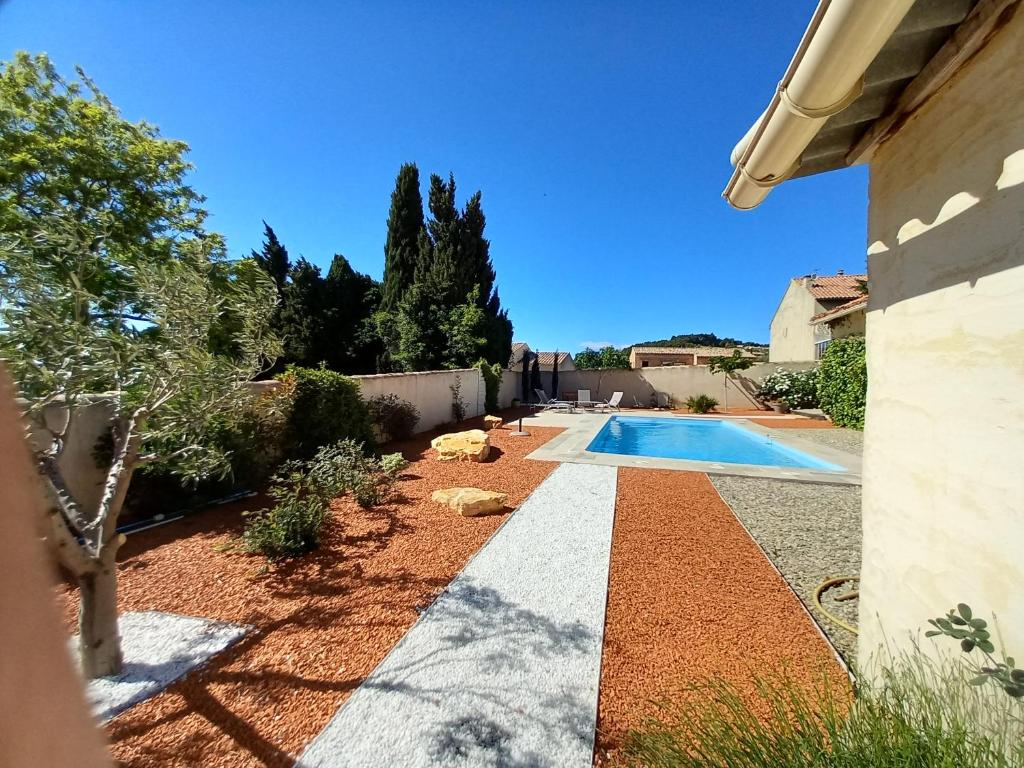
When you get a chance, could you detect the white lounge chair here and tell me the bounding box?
[534,389,574,412]
[594,391,624,412]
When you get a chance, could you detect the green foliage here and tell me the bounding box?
[379,452,409,477]
[243,439,405,560]
[475,359,502,413]
[251,225,381,375]
[685,394,718,414]
[530,354,542,395]
[620,655,1023,768]
[634,332,765,349]
[0,52,205,281]
[1,215,279,487]
[575,346,630,369]
[817,336,866,429]
[250,221,289,295]
[758,368,820,409]
[280,366,374,458]
[926,604,1023,698]
[450,375,467,423]
[708,349,755,376]
[366,393,420,442]
[387,169,513,371]
[382,163,426,311]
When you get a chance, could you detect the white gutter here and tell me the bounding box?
[723,0,916,210]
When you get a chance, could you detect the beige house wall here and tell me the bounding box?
[858,11,1024,672]
[828,308,866,339]
[770,279,828,362]
[630,350,697,368]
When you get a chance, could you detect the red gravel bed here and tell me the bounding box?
[594,468,845,765]
[56,418,562,767]
[749,417,835,429]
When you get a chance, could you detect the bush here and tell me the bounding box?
[817,336,866,428]
[758,367,820,409]
[685,394,718,414]
[243,439,402,559]
[367,393,420,443]
[620,653,1023,768]
[475,359,502,413]
[279,365,374,458]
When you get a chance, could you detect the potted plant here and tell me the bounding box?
[771,398,791,414]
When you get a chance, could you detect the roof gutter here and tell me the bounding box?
[723,0,916,210]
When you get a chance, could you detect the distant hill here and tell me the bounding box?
[631,332,767,349]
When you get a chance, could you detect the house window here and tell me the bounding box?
[815,339,830,360]
[641,360,649,367]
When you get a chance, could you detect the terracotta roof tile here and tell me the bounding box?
[810,294,868,323]
[806,274,867,300]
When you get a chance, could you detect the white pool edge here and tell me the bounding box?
[525,412,861,486]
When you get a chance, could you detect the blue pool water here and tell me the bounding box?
[586,416,843,470]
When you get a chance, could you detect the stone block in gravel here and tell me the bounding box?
[78,611,248,723]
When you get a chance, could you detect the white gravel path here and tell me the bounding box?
[79,611,248,722]
[299,463,618,768]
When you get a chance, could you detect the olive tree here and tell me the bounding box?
[708,349,755,412]
[0,218,278,678]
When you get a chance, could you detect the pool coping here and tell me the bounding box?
[524,412,861,485]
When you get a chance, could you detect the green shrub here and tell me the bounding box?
[279,365,374,457]
[475,359,502,413]
[619,653,1023,768]
[817,336,866,428]
[379,452,409,477]
[685,394,718,414]
[758,367,820,409]
[243,439,400,559]
[242,480,328,560]
[367,393,420,442]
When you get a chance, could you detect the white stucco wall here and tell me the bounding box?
[770,279,822,362]
[858,10,1024,671]
[352,368,484,433]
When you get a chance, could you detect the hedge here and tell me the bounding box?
[280,365,375,457]
[817,336,866,429]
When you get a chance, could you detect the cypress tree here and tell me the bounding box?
[382,163,425,311]
[551,350,560,400]
[530,354,542,398]
[251,221,290,296]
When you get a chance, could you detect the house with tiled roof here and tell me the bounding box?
[809,293,868,342]
[628,346,756,369]
[507,343,576,372]
[769,271,866,362]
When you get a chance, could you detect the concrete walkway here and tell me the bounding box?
[298,463,618,768]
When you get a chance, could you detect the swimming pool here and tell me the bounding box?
[586,416,843,470]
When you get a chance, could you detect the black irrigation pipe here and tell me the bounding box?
[114,489,258,536]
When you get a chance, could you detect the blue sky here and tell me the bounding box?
[1,0,868,350]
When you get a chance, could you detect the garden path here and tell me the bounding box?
[298,462,618,768]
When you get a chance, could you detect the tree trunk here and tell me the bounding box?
[78,561,122,678]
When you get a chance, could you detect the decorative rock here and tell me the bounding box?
[430,429,491,462]
[482,415,503,431]
[431,487,508,517]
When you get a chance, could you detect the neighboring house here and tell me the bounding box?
[507,342,576,372]
[810,294,868,343]
[769,272,866,362]
[629,346,757,368]
[724,0,1022,671]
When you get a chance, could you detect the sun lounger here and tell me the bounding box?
[534,389,574,412]
[593,391,623,412]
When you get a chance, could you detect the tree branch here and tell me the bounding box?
[45,506,96,577]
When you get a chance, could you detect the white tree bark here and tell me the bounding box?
[40,411,143,678]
